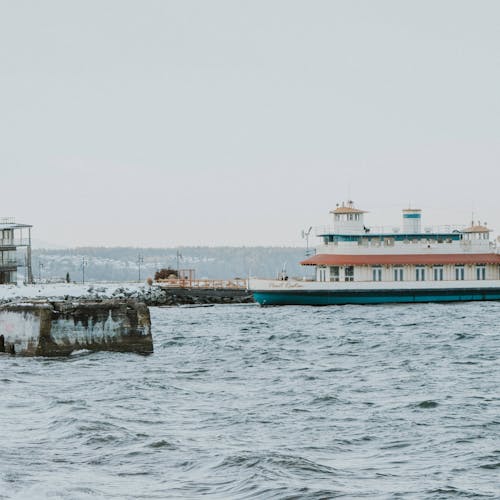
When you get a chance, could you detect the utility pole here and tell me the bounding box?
[301,226,314,280]
[27,226,33,284]
[302,226,313,256]
[23,255,27,285]
[137,254,144,282]
[38,260,44,283]
[176,250,182,277]
[81,257,88,284]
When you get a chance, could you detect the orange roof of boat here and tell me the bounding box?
[330,201,367,214]
[462,224,491,233]
[301,253,500,266]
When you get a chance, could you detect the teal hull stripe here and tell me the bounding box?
[252,288,500,306]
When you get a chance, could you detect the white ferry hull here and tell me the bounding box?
[249,279,500,306]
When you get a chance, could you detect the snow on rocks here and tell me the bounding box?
[0,282,170,306]
[0,282,254,306]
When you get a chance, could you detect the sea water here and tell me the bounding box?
[1,302,499,499]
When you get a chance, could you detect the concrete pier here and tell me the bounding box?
[0,300,153,356]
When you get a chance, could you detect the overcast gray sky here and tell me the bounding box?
[1,0,499,247]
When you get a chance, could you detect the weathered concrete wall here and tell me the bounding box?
[0,300,153,356]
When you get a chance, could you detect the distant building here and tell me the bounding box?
[0,218,33,284]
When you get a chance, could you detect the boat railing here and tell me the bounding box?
[315,224,467,236]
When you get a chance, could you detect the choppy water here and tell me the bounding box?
[1,302,500,499]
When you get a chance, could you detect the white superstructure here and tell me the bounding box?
[304,202,499,284]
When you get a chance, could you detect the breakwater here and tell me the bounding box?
[0,283,254,307]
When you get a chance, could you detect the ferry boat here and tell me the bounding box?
[249,202,500,305]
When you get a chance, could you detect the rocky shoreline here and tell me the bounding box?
[0,283,255,307]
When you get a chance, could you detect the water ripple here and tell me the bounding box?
[1,302,499,498]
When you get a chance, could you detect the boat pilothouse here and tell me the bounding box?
[249,201,500,305]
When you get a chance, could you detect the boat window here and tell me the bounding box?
[344,266,354,282]
[433,266,444,281]
[330,266,340,282]
[455,265,465,280]
[416,266,425,281]
[476,265,486,280]
[318,267,327,282]
[372,266,382,281]
[394,267,404,281]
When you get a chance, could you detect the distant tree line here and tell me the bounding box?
[29,246,310,283]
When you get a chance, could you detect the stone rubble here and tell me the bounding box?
[0,283,255,307]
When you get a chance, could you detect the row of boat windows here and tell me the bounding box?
[334,214,361,221]
[373,266,484,281]
[323,265,489,282]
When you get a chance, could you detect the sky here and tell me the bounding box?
[1,0,499,247]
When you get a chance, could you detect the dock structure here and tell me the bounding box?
[155,277,248,290]
[0,217,33,284]
[154,277,253,304]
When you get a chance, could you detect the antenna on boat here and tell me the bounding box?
[302,226,313,257]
